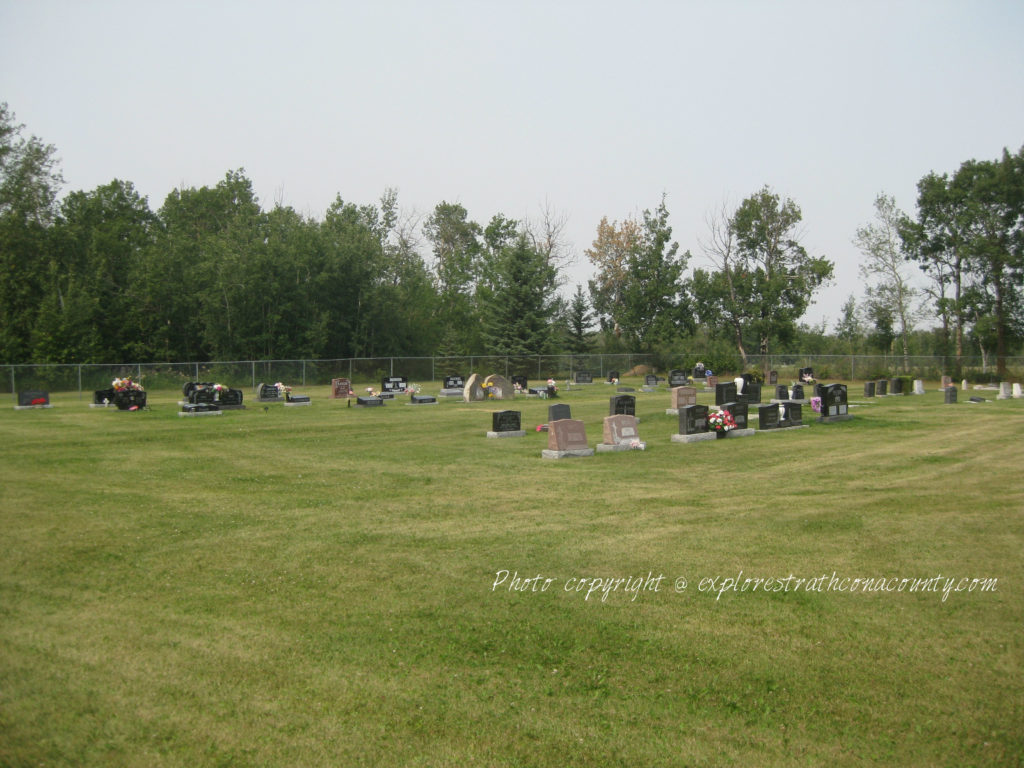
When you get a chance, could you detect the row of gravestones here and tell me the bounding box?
[179,382,244,414]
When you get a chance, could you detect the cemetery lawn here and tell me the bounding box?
[1,383,1022,767]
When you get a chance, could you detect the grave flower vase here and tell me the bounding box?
[715,429,728,439]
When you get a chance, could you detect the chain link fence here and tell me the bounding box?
[3,354,656,399]
[4,353,1021,399]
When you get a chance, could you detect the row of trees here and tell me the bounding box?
[1,102,1021,374]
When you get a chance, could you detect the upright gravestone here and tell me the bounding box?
[768,370,778,385]
[737,381,761,404]
[548,403,572,423]
[864,381,876,397]
[889,378,902,396]
[574,371,593,384]
[1013,383,1022,398]
[774,384,790,401]
[997,382,1012,400]
[606,370,620,383]
[257,382,283,401]
[381,376,408,399]
[543,418,594,459]
[913,379,925,395]
[798,367,814,382]
[331,378,353,398]
[597,414,645,452]
[672,404,723,444]
[668,369,688,388]
[219,388,245,408]
[705,375,719,389]
[756,403,781,430]
[944,386,957,404]
[610,394,636,416]
[488,410,525,438]
[483,374,512,400]
[511,375,528,393]
[819,384,852,422]
[16,390,51,409]
[786,401,803,426]
[463,373,485,402]
[722,401,749,430]
[876,379,888,396]
[644,374,659,387]
[715,381,737,406]
[791,384,806,402]
[940,375,953,390]
[670,386,697,410]
[441,375,465,398]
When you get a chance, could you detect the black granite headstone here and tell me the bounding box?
[114,389,146,410]
[864,381,876,397]
[944,387,957,404]
[548,403,571,422]
[715,382,737,405]
[768,370,778,385]
[220,388,244,407]
[356,396,383,406]
[257,382,282,400]
[574,371,593,384]
[775,384,789,400]
[821,383,849,417]
[668,369,688,387]
[787,402,803,425]
[679,404,709,435]
[607,370,620,382]
[609,394,636,416]
[757,404,780,429]
[492,410,522,432]
[791,384,805,401]
[511,375,528,391]
[889,378,902,395]
[876,379,888,396]
[381,377,408,396]
[644,374,658,386]
[443,375,465,389]
[737,382,761,404]
[93,388,115,405]
[722,401,748,430]
[17,390,49,407]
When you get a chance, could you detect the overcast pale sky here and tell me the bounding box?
[2,0,1022,328]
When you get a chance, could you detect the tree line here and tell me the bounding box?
[1,103,1021,375]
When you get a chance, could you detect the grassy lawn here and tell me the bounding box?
[1,380,1022,767]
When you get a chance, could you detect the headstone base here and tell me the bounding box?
[219,404,246,410]
[671,428,755,443]
[14,404,53,410]
[817,414,853,423]
[356,397,384,407]
[596,442,646,452]
[90,402,115,408]
[284,400,311,407]
[439,388,464,398]
[541,448,595,459]
[757,425,810,432]
[178,409,222,417]
[487,430,526,438]
[409,395,437,405]
[671,432,716,443]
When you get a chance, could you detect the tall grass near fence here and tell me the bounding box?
[1,381,1022,766]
